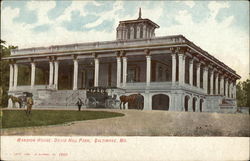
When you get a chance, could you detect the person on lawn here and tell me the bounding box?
[76,98,83,111]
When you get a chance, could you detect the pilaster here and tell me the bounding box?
[116,55,122,88]
[196,63,201,88]
[73,58,78,90]
[189,59,193,86]
[171,48,176,85]
[145,49,151,86]
[31,62,36,88]
[94,57,99,87]
[54,60,59,90]
[122,57,127,87]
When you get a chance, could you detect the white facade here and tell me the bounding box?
[5,12,240,112]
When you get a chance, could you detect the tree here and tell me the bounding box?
[0,40,18,107]
[236,79,250,107]
[242,79,250,107]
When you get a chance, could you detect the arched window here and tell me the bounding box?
[152,94,169,110]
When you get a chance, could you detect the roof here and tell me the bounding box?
[119,18,160,28]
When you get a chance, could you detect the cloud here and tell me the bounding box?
[208,1,229,19]
[1,1,249,81]
[56,1,89,22]
[26,1,56,25]
[184,1,195,8]
[157,2,248,81]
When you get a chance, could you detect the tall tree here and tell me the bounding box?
[236,79,250,107]
[242,79,250,107]
[0,40,18,107]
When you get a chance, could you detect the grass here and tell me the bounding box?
[1,109,124,128]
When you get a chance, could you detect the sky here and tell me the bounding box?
[1,1,249,81]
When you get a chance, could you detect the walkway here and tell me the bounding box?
[1,109,249,136]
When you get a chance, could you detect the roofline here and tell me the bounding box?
[119,18,160,28]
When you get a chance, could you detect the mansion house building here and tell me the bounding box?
[5,10,240,113]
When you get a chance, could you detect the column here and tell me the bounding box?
[9,64,14,90]
[13,63,18,89]
[215,73,218,95]
[225,78,228,97]
[171,54,176,84]
[220,75,224,96]
[189,59,193,86]
[30,62,36,88]
[116,57,121,88]
[122,57,127,87]
[210,69,214,95]
[228,81,232,98]
[196,63,201,88]
[73,59,78,90]
[94,58,99,87]
[183,56,186,84]
[203,66,208,94]
[178,54,185,85]
[233,83,236,99]
[146,55,151,86]
[49,61,54,87]
[54,61,59,90]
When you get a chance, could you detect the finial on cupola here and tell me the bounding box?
[138,8,142,19]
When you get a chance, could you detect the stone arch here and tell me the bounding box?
[184,95,191,111]
[152,94,169,111]
[200,99,204,112]
[192,97,198,112]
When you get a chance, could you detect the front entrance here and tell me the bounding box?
[152,94,169,110]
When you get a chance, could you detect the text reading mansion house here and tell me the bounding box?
[5,10,240,113]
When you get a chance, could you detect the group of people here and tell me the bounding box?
[9,94,34,115]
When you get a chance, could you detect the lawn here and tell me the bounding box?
[1,109,124,128]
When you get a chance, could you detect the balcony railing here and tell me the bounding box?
[11,35,185,56]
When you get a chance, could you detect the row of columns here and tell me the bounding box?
[171,52,236,98]
[9,49,237,99]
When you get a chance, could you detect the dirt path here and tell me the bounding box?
[1,109,249,136]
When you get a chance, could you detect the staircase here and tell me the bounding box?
[34,90,87,108]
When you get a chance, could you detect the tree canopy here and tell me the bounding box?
[0,40,18,107]
[236,79,250,107]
